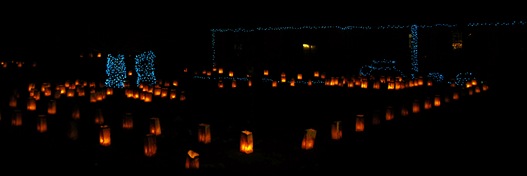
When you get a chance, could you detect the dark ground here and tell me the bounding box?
[0,65,518,175]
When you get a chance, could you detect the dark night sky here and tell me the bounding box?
[0,4,523,63]
[0,15,486,48]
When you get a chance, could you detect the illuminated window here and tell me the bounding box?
[302,43,316,54]
[452,42,463,50]
[452,31,463,50]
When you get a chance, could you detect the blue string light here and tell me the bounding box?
[410,24,419,73]
[105,54,127,88]
[359,59,405,78]
[211,32,216,68]
[466,20,527,27]
[451,72,477,86]
[135,50,157,86]
[427,72,444,83]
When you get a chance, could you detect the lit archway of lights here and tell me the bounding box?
[210,20,527,83]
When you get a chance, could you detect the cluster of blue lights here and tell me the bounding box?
[135,50,157,86]
[427,72,445,83]
[410,24,419,73]
[359,59,405,77]
[451,72,477,86]
[104,54,127,88]
[210,32,217,68]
